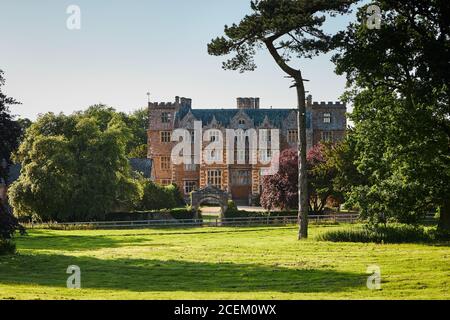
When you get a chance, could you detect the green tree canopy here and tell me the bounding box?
[77,105,148,158]
[333,0,450,230]
[0,69,22,182]
[9,112,141,222]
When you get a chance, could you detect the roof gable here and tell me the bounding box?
[175,107,298,128]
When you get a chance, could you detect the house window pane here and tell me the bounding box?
[236,149,246,162]
[323,113,331,123]
[160,179,172,186]
[184,156,197,171]
[259,149,272,162]
[260,130,271,142]
[160,156,171,170]
[161,112,171,123]
[209,130,220,142]
[160,131,171,143]
[231,170,250,186]
[184,164,198,171]
[184,181,197,194]
[207,170,222,188]
[322,131,333,142]
[288,130,298,143]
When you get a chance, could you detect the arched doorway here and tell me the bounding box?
[191,186,229,219]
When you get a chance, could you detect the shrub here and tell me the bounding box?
[164,184,185,208]
[224,206,298,218]
[225,200,239,216]
[0,203,25,255]
[251,194,261,207]
[317,224,433,243]
[140,180,185,211]
[167,207,196,220]
[141,180,166,210]
[104,207,195,221]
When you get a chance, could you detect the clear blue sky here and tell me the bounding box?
[0,0,363,120]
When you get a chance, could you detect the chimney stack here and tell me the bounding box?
[237,97,260,109]
[306,94,313,107]
[180,97,192,108]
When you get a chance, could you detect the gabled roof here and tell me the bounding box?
[176,106,310,128]
[129,158,152,178]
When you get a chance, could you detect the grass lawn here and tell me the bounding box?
[0,224,449,300]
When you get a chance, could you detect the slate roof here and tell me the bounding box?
[129,158,152,178]
[176,106,311,128]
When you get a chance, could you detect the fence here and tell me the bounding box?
[27,213,361,230]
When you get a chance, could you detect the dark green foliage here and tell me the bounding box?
[224,205,298,219]
[0,70,26,252]
[0,203,25,239]
[9,113,141,222]
[332,0,450,230]
[140,180,185,211]
[0,240,16,255]
[0,69,23,182]
[224,200,239,216]
[77,105,148,158]
[166,207,196,220]
[207,0,356,73]
[104,208,195,221]
[165,184,185,208]
[0,203,25,255]
[317,224,434,243]
[251,194,261,207]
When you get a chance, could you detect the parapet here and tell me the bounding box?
[312,101,346,108]
[148,96,192,109]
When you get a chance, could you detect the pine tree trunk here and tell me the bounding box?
[296,79,309,239]
[262,40,309,239]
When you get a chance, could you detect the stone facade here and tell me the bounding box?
[147,95,346,203]
[191,185,229,217]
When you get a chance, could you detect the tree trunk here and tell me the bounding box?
[296,79,309,239]
[439,198,450,232]
[262,39,309,240]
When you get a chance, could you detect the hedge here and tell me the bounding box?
[105,207,196,221]
[224,200,298,218]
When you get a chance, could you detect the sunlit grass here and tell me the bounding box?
[0,225,448,300]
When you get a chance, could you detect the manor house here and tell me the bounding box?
[147,96,346,204]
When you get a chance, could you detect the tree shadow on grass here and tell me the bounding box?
[0,253,366,293]
[14,231,158,251]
